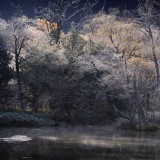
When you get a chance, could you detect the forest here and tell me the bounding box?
[0,0,160,131]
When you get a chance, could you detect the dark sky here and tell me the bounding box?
[0,0,138,19]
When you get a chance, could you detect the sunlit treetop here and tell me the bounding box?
[36,18,65,40]
[37,18,57,32]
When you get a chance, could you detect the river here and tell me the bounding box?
[0,126,159,160]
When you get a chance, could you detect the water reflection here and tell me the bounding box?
[0,126,159,160]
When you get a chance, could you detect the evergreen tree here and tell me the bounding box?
[0,37,13,99]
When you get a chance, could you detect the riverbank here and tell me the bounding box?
[0,112,55,127]
[0,111,159,132]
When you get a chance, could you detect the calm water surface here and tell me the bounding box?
[0,126,159,160]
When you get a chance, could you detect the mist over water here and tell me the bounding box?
[0,126,159,160]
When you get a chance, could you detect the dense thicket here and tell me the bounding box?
[0,37,13,107]
[0,0,160,129]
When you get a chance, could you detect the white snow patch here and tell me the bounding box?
[0,135,32,143]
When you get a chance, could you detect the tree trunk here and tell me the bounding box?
[15,51,23,109]
[56,21,61,44]
[124,57,129,83]
[152,45,160,88]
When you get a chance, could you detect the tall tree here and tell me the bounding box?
[133,0,160,91]
[4,15,32,108]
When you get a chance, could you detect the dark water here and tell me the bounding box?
[0,126,160,160]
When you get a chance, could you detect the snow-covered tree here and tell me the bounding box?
[35,0,98,44]
[0,15,34,108]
